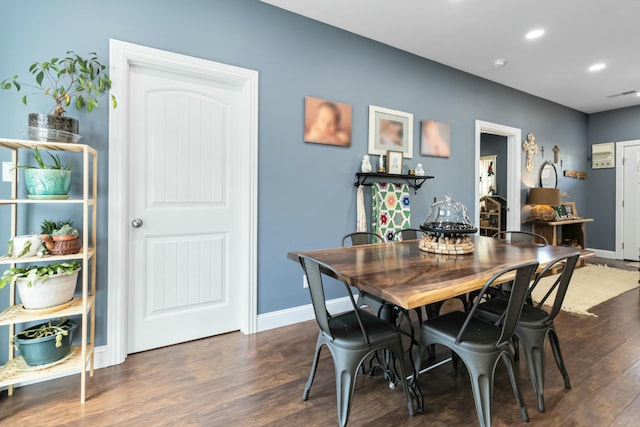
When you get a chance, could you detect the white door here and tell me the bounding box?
[127,63,243,353]
[622,143,640,261]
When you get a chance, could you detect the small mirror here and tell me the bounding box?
[539,161,557,188]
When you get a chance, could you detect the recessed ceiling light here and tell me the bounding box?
[637,92,640,97]
[492,58,507,68]
[525,29,545,40]
[588,63,606,72]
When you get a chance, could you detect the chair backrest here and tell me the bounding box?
[493,230,548,246]
[529,253,580,322]
[460,261,539,347]
[341,232,384,247]
[298,254,370,344]
[394,228,424,241]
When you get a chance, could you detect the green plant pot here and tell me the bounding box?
[24,169,71,197]
[14,319,77,366]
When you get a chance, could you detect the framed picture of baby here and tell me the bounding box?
[420,119,451,158]
[368,105,413,158]
[304,96,352,147]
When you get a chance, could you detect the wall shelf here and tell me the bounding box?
[354,172,434,193]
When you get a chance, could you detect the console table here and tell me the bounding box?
[527,218,594,249]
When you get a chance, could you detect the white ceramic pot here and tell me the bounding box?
[9,235,42,257]
[16,270,79,310]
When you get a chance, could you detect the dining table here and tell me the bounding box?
[287,235,582,311]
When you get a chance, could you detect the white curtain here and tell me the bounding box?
[479,155,497,196]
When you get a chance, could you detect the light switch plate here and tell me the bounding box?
[2,162,13,182]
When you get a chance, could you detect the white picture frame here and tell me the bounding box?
[368,105,413,158]
[386,150,403,174]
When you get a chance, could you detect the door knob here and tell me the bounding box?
[131,219,143,228]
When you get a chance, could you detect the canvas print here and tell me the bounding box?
[304,96,352,147]
[421,120,451,157]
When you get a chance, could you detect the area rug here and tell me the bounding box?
[531,264,639,317]
[624,261,640,268]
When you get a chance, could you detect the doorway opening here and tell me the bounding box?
[474,121,522,232]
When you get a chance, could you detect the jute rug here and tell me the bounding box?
[531,264,639,317]
[625,261,640,268]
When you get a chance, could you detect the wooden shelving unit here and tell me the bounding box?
[0,137,97,403]
[479,195,506,237]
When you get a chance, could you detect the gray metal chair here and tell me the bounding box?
[341,232,388,318]
[416,261,538,427]
[394,228,424,241]
[341,231,384,246]
[298,254,415,426]
[492,230,548,246]
[475,253,580,413]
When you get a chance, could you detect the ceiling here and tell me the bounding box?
[260,0,640,114]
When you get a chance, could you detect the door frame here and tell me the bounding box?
[615,139,640,259]
[106,39,259,366]
[474,120,522,232]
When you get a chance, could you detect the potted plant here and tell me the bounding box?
[6,233,45,258]
[40,219,81,255]
[13,318,77,366]
[0,261,81,310]
[17,147,71,199]
[1,51,117,142]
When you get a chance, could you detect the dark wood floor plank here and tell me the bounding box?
[1,281,639,426]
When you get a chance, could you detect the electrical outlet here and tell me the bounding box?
[303,274,308,288]
[2,162,13,182]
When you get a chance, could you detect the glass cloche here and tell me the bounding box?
[418,194,477,255]
[420,193,477,235]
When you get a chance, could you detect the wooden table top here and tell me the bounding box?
[288,236,581,310]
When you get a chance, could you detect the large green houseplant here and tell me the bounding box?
[1,51,117,142]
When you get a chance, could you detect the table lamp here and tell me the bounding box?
[527,187,561,206]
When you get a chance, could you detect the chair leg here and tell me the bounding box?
[548,329,571,389]
[512,335,520,362]
[517,331,546,412]
[501,352,530,422]
[303,335,323,401]
[335,365,357,427]
[462,355,494,427]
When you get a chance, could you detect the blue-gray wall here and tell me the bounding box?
[0,0,597,360]
[586,105,640,250]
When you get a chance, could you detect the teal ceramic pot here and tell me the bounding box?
[13,319,77,366]
[24,169,71,197]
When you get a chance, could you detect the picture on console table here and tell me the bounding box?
[368,105,413,158]
[303,96,352,147]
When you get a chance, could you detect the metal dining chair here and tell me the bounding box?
[416,261,539,427]
[341,231,384,246]
[492,230,548,246]
[341,232,388,318]
[394,228,424,241]
[475,253,580,413]
[298,254,415,427]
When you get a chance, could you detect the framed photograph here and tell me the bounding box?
[562,202,578,218]
[368,105,413,158]
[420,120,451,157]
[304,96,352,147]
[386,150,403,174]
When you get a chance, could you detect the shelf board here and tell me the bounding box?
[0,138,97,155]
[0,199,88,205]
[0,296,94,326]
[0,247,96,265]
[354,172,434,193]
[0,345,94,389]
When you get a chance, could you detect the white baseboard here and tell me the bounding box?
[257,296,354,332]
[586,248,616,259]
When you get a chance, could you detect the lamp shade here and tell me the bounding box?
[528,187,561,206]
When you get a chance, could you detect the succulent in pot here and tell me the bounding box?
[1,51,117,142]
[40,219,81,255]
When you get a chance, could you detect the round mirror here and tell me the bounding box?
[539,161,557,188]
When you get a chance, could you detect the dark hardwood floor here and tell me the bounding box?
[1,280,639,426]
